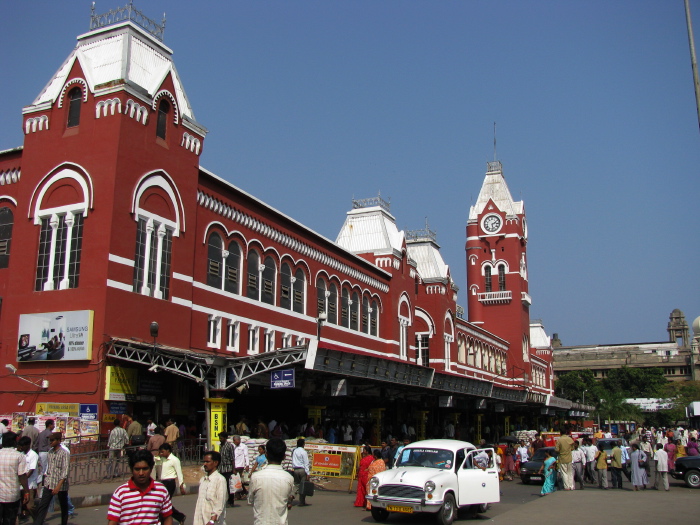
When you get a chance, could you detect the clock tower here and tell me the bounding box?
[466,160,532,386]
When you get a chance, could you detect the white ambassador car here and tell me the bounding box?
[368,439,499,525]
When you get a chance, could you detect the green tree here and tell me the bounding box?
[594,389,644,424]
[658,380,700,423]
[601,367,666,398]
[555,369,600,402]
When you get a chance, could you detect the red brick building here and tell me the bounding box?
[0,9,558,442]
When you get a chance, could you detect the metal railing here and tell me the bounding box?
[68,439,205,485]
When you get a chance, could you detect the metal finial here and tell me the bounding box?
[493,121,497,162]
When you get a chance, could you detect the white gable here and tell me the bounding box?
[29,22,197,124]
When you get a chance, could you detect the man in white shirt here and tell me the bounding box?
[146,419,157,438]
[248,438,294,525]
[516,441,529,464]
[653,444,669,491]
[571,441,586,490]
[18,436,38,519]
[291,439,310,506]
[158,443,186,524]
[582,438,597,484]
[232,435,249,498]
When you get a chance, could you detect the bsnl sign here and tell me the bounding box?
[270,369,295,389]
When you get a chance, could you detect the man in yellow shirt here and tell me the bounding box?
[609,443,623,489]
[555,429,575,490]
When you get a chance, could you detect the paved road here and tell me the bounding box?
[38,477,698,525]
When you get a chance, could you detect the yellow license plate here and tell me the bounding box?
[387,505,414,514]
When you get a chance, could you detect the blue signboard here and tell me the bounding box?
[79,403,99,420]
[270,369,295,389]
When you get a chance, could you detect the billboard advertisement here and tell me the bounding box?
[17,310,93,361]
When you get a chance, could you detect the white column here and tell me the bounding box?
[43,214,60,291]
[59,212,75,290]
[153,223,166,299]
[140,218,154,295]
[221,249,229,290]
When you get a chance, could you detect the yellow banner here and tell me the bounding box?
[206,398,232,451]
[35,403,79,416]
[104,366,138,401]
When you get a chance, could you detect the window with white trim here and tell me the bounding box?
[248,325,259,354]
[280,264,292,309]
[264,329,275,353]
[133,216,173,299]
[35,210,85,291]
[0,207,14,269]
[207,315,221,348]
[262,256,276,305]
[328,284,338,325]
[293,269,305,313]
[226,320,239,352]
[370,300,379,336]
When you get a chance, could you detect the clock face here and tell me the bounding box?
[482,214,502,234]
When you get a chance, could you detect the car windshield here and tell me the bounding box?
[531,449,556,462]
[396,447,454,469]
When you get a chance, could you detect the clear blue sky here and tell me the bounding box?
[2,1,699,346]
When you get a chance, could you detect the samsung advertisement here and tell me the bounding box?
[17,310,94,361]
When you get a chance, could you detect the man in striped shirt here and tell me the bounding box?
[32,433,69,525]
[108,449,172,525]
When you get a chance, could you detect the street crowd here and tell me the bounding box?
[499,425,700,496]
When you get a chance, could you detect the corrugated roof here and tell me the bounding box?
[530,322,551,349]
[468,162,523,220]
[336,206,404,255]
[407,242,449,281]
[30,22,196,123]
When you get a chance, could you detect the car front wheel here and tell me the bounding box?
[371,507,390,522]
[684,469,700,489]
[436,493,456,525]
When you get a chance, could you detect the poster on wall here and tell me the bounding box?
[17,310,94,362]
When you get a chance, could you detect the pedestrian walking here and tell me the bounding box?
[231,436,249,499]
[107,419,129,479]
[0,432,29,525]
[571,441,586,490]
[291,439,310,507]
[107,449,173,525]
[193,452,226,525]
[35,421,54,485]
[157,444,187,525]
[17,436,39,520]
[630,443,648,490]
[555,428,575,490]
[610,442,624,489]
[595,443,608,489]
[248,438,294,525]
[32,433,69,525]
[217,433,234,506]
[653,443,669,491]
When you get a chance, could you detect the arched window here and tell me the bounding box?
[484,266,492,293]
[132,217,172,298]
[316,277,327,315]
[206,233,223,288]
[350,291,360,331]
[328,284,338,325]
[458,338,466,364]
[67,87,82,128]
[0,207,13,269]
[293,268,305,313]
[370,299,378,336]
[361,296,369,333]
[341,288,350,327]
[224,242,241,294]
[498,264,506,291]
[280,263,292,309]
[156,99,169,139]
[261,256,276,305]
[246,251,260,300]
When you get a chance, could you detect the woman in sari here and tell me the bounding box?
[504,444,516,481]
[664,439,677,474]
[538,449,557,496]
[630,443,648,490]
[354,445,374,507]
[366,449,387,510]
